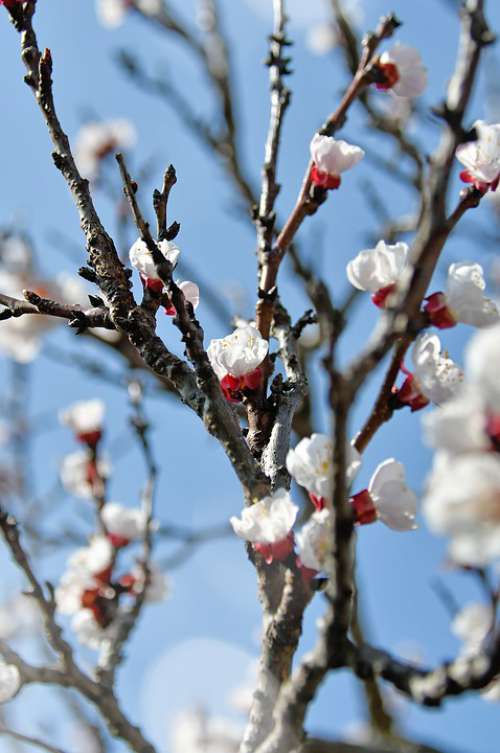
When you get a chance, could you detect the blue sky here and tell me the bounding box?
[1,1,500,752]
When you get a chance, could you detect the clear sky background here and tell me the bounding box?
[0,1,500,752]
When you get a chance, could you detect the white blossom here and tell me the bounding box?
[60,451,111,500]
[230,489,298,544]
[422,386,489,455]
[368,459,418,531]
[0,270,58,363]
[0,595,39,641]
[59,399,105,437]
[0,662,21,703]
[456,121,500,185]
[207,325,268,379]
[306,23,337,56]
[55,569,95,616]
[129,563,169,603]
[466,321,500,410]
[68,536,113,577]
[379,43,427,98]
[177,280,200,311]
[170,707,242,753]
[286,433,361,501]
[101,503,148,541]
[310,134,365,176]
[96,0,127,28]
[346,240,410,294]
[71,609,107,650]
[75,119,136,179]
[423,453,500,565]
[411,333,463,405]
[445,262,500,327]
[296,509,331,571]
[129,238,180,282]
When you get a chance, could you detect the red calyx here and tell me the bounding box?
[119,574,137,591]
[86,458,99,489]
[80,588,110,627]
[77,430,102,449]
[310,165,341,190]
[140,275,164,295]
[220,369,263,403]
[220,374,242,403]
[296,556,318,584]
[459,170,500,195]
[1,0,24,8]
[308,492,326,511]
[487,414,500,448]
[392,370,429,413]
[374,62,400,91]
[423,292,457,330]
[164,303,176,316]
[350,489,377,525]
[107,533,130,549]
[253,532,294,565]
[371,283,396,309]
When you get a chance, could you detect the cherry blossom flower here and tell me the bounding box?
[0,595,39,641]
[0,662,21,704]
[0,270,61,362]
[424,262,500,329]
[59,399,105,447]
[346,240,410,307]
[286,433,361,509]
[230,489,298,564]
[56,537,115,634]
[129,238,180,290]
[71,609,108,650]
[163,280,200,316]
[296,508,331,572]
[207,325,268,402]
[60,450,111,500]
[423,452,500,565]
[67,536,113,578]
[422,386,490,455]
[392,334,463,412]
[102,502,148,547]
[456,121,500,193]
[310,133,364,190]
[121,563,169,602]
[351,459,417,531]
[75,119,136,180]
[306,23,338,56]
[96,0,130,28]
[466,322,500,411]
[376,44,427,98]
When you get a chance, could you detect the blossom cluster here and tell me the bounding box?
[129,238,200,316]
[422,323,500,566]
[230,433,417,580]
[56,399,167,647]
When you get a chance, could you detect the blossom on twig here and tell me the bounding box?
[230,489,298,564]
[346,240,410,307]
[351,459,418,531]
[0,662,21,704]
[392,334,463,412]
[424,262,500,329]
[310,133,364,190]
[456,121,500,193]
[74,119,136,180]
[59,399,105,447]
[286,433,361,510]
[376,43,427,98]
[207,325,268,402]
